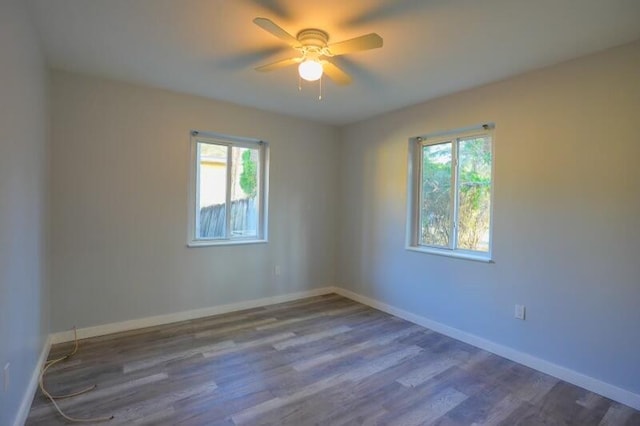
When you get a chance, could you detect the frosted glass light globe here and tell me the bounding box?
[298,60,323,81]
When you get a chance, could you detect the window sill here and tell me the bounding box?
[187,239,268,248]
[406,246,493,263]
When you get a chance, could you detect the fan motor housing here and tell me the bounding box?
[296,29,329,49]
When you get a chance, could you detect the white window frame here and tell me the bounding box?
[406,124,495,262]
[188,130,269,247]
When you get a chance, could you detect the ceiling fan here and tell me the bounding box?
[253,17,383,85]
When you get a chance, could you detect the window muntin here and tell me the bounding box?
[190,132,267,246]
[408,125,493,260]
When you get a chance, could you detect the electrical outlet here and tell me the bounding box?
[3,362,9,392]
[274,265,281,277]
[515,304,526,320]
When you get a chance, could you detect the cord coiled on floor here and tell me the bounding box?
[39,327,114,423]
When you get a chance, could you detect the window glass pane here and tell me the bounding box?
[230,146,259,238]
[457,136,492,252]
[198,143,227,239]
[420,142,452,247]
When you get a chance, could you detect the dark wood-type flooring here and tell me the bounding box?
[27,294,639,425]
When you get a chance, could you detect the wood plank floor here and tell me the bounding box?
[27,294,639,425]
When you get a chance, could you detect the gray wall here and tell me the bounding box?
[338,41,640,394]
[49,71,339,331]
[0,1,50,425]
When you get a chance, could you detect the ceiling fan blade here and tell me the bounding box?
[218,46,287,70]
[328,33,383,56]
[322,61,352,85]
[253,17,299,47]
[255,57,300,72]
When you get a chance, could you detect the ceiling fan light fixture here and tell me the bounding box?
[253,18,382,87]
[298,59,323,81]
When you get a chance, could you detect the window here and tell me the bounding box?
[407,124,494,261]
[188,131,268,246]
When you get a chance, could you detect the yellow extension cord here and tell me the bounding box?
[39,327,114,423]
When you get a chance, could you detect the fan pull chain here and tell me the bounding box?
[298,74,302,91]
[318,75,322,100]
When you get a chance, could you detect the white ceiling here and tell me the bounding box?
[27,0,640,125]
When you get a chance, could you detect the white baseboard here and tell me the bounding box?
[332,287,640,411]
[50,287,335,344]
[13,335,52,426]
